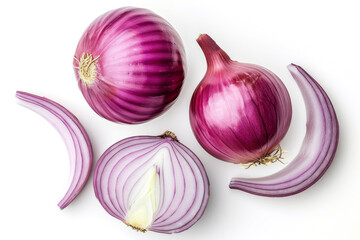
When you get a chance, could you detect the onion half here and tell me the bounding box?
[93,131,209,233]
[229,64,339,197]
[16,91,93,209]
[73,7,186,124]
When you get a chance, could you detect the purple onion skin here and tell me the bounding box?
[190,34,292,164]
[229,64,339,197]
[74,7,186,124]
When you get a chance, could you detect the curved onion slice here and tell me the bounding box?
[229,64,339,197]
[16,91,93,209]
[93,131,209,234]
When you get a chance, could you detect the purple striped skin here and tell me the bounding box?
[16,91,93,209]
[93,135,210,234]
[74,7,186,124]
[229,64,339,197]
[190,34,292,164]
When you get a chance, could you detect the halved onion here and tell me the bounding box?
[16,91,93,209]
[93,131,209,233]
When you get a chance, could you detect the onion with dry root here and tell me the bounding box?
[73,7,186,124]
[190,34,292,166]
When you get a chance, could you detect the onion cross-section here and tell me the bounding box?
[93,131,210,234]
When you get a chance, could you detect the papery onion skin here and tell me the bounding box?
[16,91,93,209]
[93,132,209,234]
[73,7,186,124]
[229,64,339,197]
[190,34,292,164]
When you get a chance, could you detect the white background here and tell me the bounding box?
[1,0,359,239]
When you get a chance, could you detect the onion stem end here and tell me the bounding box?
[159,130,178,141]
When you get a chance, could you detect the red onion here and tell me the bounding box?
[16,91,93,209]
[229,64,339,197]
[190,34,292,165]
[73,7,186,124]
[93,131,209,234]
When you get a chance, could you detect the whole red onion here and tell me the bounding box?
[190,34,292,165]
[73,7,186,124]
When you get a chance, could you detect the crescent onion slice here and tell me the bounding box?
[16,91,93,209]
[229,64,339,197]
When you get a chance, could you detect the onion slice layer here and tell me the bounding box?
[93,132,209,233]
[16,91,93,209]
[229,64,339,197]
